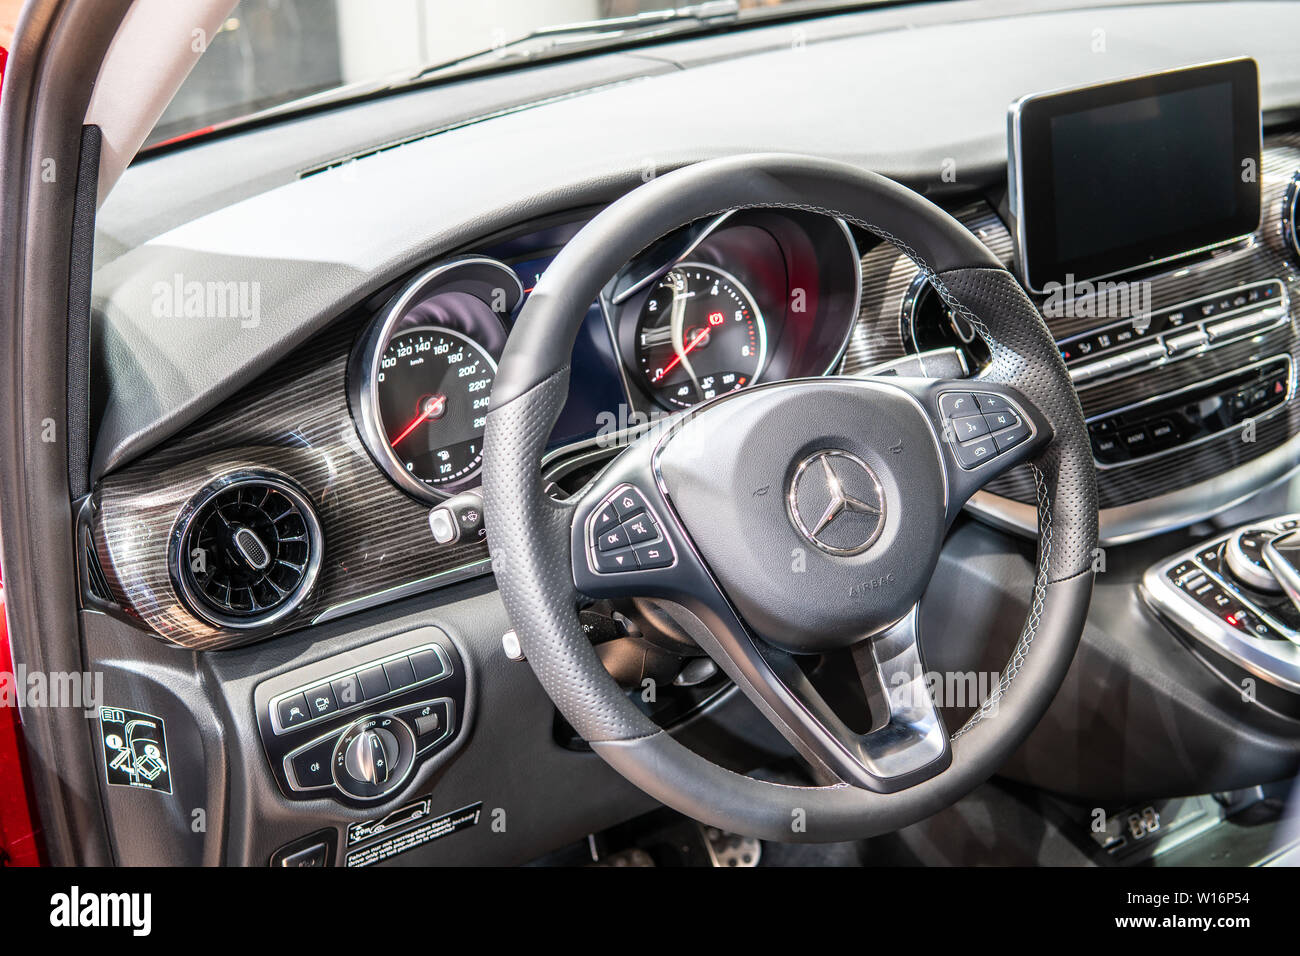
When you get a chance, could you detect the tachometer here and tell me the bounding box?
[633,263,766,409]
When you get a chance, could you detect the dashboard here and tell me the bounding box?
[87,207,865,648]
[87,128,1300,651]
[59,0,1300,868]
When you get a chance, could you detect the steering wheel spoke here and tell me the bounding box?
[695,598,950,791]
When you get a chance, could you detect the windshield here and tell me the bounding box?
[148,0,888,149]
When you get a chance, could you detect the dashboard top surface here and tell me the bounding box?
[90,0,1300,481]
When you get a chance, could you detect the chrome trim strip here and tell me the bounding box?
[1263,532,1300,613]
[1065,281,1289,387]
[1284,170,1300,263]
[968,428,1300,546]
[312,558,493,624]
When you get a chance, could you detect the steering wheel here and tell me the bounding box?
[483,154,1098,842]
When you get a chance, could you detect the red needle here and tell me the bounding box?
[391,394,445,447]
[653,327,710,382]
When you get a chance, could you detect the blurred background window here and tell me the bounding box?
[146,0,827,147]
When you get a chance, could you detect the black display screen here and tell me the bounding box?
[1011,59,1261,291]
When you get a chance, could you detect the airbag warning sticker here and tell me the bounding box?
[345,802,482,867]
[99,706,172,794]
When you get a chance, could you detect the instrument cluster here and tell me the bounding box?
[347,210,862,503]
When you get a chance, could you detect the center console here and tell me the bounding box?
[1144,516,1300,710]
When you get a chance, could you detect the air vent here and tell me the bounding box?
[1284,170,1300,263]
[170,472,323,630]
[901,275,991,369]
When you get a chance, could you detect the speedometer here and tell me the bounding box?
[349,257,521,502]
[634,263,767,410]
[376,326,495,491]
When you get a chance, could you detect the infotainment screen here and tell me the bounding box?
[1009,58,1261,292]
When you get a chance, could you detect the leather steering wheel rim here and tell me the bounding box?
[483,153,1098,842]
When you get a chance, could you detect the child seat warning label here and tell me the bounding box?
[99,706,172,794]
[345,801,482,867]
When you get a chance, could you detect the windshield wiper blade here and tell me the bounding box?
[409,0,740,82]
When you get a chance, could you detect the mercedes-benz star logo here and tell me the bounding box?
[787,450,885,556]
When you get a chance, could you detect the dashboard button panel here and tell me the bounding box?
[269,640,450,735]
[1061,279,1287,385]
[1088,357,1292,467]
[257,627,466,804]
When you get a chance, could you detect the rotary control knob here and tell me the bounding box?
[333,714,416,800]
[1225,527,1282,593]
[344,728,399,786]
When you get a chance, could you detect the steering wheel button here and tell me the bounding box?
[612,490,645,519]
[953,435,997,469]
[632,543,673,569]
[982,410,1019,431]
[950,414,990,441]
[622,515,657,544]
[593,548,637,574]
[593,503,620,533]
[973,392,1012,413]
[993,420,1030,451]
[597,526,631,551]
[938,392,977,418]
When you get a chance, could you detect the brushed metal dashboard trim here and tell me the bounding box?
[312,558,493,625]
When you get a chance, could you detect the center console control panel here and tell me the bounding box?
[1060,279,1287,385]
[255,626,468,803]
[1143,515,1300,698]
[1088,357,1292,466]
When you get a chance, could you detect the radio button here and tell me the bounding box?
[1164,329,1207,355]
[1121,427,1152,454]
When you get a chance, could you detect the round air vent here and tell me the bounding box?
[170,472,323,630]
[1283,170,1300,262]
[900,274,991,369]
